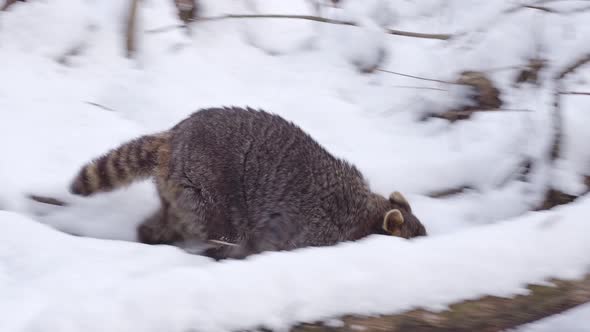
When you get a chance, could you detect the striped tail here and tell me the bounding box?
[69,133,170,196]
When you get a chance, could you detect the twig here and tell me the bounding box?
[145,14,453,40]
[385,28,452,40]
[497,158,533,188]
[389,85,448,91]
[529,52,590,210]
[208,239,239,247]
[550,83,564,163]
[145,24,181,34]
[125,0,140,58]
[560,91,590,96]
[523,5,556,12]
[427,186,474,198]
[550,52,590,161]
[434,108,531,116]
[424,109,531,122]
[377,69,455,85]
[28,194,68,207]
[556,53,590,80]
[505,1,590,14]
[84,101,117,112]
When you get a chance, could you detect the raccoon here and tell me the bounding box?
[70,107,426,259]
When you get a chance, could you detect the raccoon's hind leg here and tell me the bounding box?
[204,213,301,260]
[137,206,181,245]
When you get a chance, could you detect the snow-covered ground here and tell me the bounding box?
[517,303,590,332]
[1,198,590,331]
[1,0,589,331]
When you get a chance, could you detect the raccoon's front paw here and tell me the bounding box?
[201,243,251,261]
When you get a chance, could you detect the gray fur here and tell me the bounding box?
[74,106,427,259]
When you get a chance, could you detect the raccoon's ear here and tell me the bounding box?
[389,191,411,212]
[382,209,404,235]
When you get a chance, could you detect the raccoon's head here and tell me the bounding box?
[380,191,427,239]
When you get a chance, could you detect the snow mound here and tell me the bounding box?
[1,196,589,331]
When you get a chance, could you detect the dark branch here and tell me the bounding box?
[555,53,590,80]
[146,14,453,40]
[505,1,590,15]
[560,91,590,96]
[389,85,448,91]
[125,0,140,58]
[28,194,68,207]
[376,68,455,84]
[427,185,474,198]
[550,52,590,161]
[84,101,117,112]
[523,5,556,12]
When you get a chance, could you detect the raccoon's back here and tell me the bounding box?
[168,107,369,229]
[171,107,337,168]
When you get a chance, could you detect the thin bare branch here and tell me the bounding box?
[208,239,238,247]
[550,84,564,162]
[28,195,68,207]
[560,91,590,96]
[523,5,556,12]
[389,85,448,91]
[556,53,590,80]
[84,101,117,112]
[377,68,455,84]
[146,14,453,40]
[145,24,181,34]
[427,186,474,198]
[435,108,531,116]
[550,52,590,161]
[424,109,531,123]
[125,0,140,58]
[385,28,452,40]
[505,1,590,14]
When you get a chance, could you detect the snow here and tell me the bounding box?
[0,0,589,330]
[1,198,590,331]
[516,303,590,332]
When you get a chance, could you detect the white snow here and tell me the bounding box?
[1,0,589,331]
[516,303,590,332]
[1,198,590,331]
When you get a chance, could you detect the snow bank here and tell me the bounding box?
[1,196,589,331]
